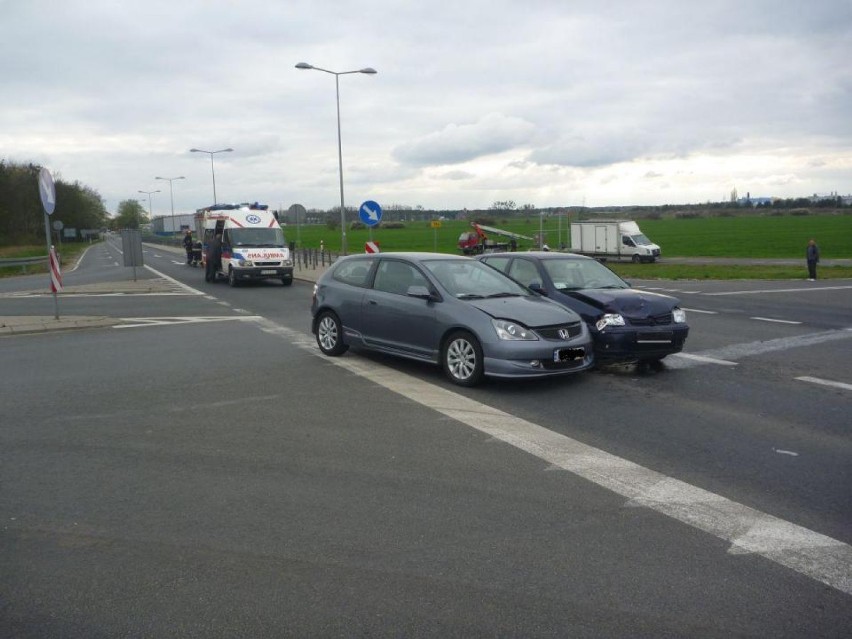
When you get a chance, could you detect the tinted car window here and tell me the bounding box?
[333,258,375,287]
[424,259,529,298]
[542,258,627,291]
[482,256,510,272]
[508,258,540,286]
[373,260,428,295]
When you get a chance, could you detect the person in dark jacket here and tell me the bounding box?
[182,229,194,264]
[205,232,223,282]
[806,239,820,281]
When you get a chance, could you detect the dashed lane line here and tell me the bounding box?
[750,317,803,325]
[795,376,852,392]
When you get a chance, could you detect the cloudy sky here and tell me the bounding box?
[2,0,850,216]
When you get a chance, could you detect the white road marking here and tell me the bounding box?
[704,285,852,296]
[250,317,852,595]
[681,307,718,314]
[750,317,802,325]
[773,449,799,457]
[669,353,738,367]
[795,376,852,392]
[115,316,264,328]
[143,264,205,295]
[672,328,852,368]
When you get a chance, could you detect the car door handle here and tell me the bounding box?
[368,299,378,305]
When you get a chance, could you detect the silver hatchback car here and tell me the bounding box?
[310,252,594,386]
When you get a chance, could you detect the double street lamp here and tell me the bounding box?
[155,175,185,235]
[189,147,233,204]
[137,189,160,225]
[296,62,377,255]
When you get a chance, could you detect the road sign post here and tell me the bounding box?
[431,219,442,251]
[38,168,60,319]
[359,200,382,242]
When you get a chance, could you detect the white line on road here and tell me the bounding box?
[251,317,852,596]
[704,285,852,296]
[750,316,802,325]
[143,264,206,295]
[115,316,264,328]
[795,376,852,392]
[672,328,852,368]
[669,353,738,366]
[681,307,718,314]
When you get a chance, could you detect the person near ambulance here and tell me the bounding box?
[182,229,194,265]
[205,231,223,282]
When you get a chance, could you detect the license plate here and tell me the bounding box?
[261,269,277,275]
[554,348,584,362]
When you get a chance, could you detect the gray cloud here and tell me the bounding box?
[1,0,850,211]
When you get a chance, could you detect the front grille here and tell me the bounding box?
[636,331,674,343]
[537,322,582,340]
[255,261,280,267]
[629,312,673,326]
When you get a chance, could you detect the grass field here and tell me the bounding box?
[288,214,852,259]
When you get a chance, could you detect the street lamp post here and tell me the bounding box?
[155,176,185,236]
[189,148,233,204]
[296,62,376,255]
[138,189,160,227]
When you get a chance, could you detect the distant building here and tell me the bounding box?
[736,191,773,207]
[151,214,197,235]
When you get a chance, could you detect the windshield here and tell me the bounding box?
[631,233,653,246]
[424,259,531,299]
[543,258,628,291]
[228,227,285,248]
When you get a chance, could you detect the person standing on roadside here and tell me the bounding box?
[806,238,820,281]
[183,229,194,265]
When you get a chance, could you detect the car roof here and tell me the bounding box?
[342,252,472,261]
[481,251,595,262]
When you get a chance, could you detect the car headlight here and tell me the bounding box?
[672,307,687,323]
[492,319,538,341]
[237,259,253,267]
[595,313,625,331]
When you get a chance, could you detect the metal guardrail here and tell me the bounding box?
[0,255,48,271]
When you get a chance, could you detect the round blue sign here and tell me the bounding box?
[359,200,382,227]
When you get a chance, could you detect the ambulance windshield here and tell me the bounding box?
[229,227,285,248]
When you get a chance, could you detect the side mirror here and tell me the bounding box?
[529,281,546,295]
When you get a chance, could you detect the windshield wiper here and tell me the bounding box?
[486,292,520,298]
[456,293,485,299]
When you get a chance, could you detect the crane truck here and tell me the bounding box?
[457,223,535,255]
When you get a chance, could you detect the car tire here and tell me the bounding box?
[632,254,641,264]
[442,330,484,387]
[228,267,238,287]
[282,277,293,286]
[316,311,349,356]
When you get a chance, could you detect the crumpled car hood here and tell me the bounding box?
[568,288,679,318]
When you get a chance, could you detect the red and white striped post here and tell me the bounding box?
[38,168,60,319]
[49,245,62,293]
[365,241,380,254]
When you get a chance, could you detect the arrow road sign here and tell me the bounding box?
[359,200,382,227]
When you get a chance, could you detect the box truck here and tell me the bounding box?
[569,220,660,263]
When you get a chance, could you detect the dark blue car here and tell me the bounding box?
[478,252,689,366]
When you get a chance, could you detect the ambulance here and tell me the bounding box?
[195,203,294,286]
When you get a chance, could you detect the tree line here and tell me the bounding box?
[0,160,110,246]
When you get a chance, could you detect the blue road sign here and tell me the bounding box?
[359,200,382,227]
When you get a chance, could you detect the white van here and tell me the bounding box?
[570,220,661,263]
[196,203,294,286]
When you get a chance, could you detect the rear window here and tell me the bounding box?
[332,258,375,287]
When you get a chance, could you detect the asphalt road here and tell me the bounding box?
[1,240,850,637]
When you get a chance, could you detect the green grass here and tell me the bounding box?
[283,215,851,280]
[0,242,92,278]
[288,214,852,259]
